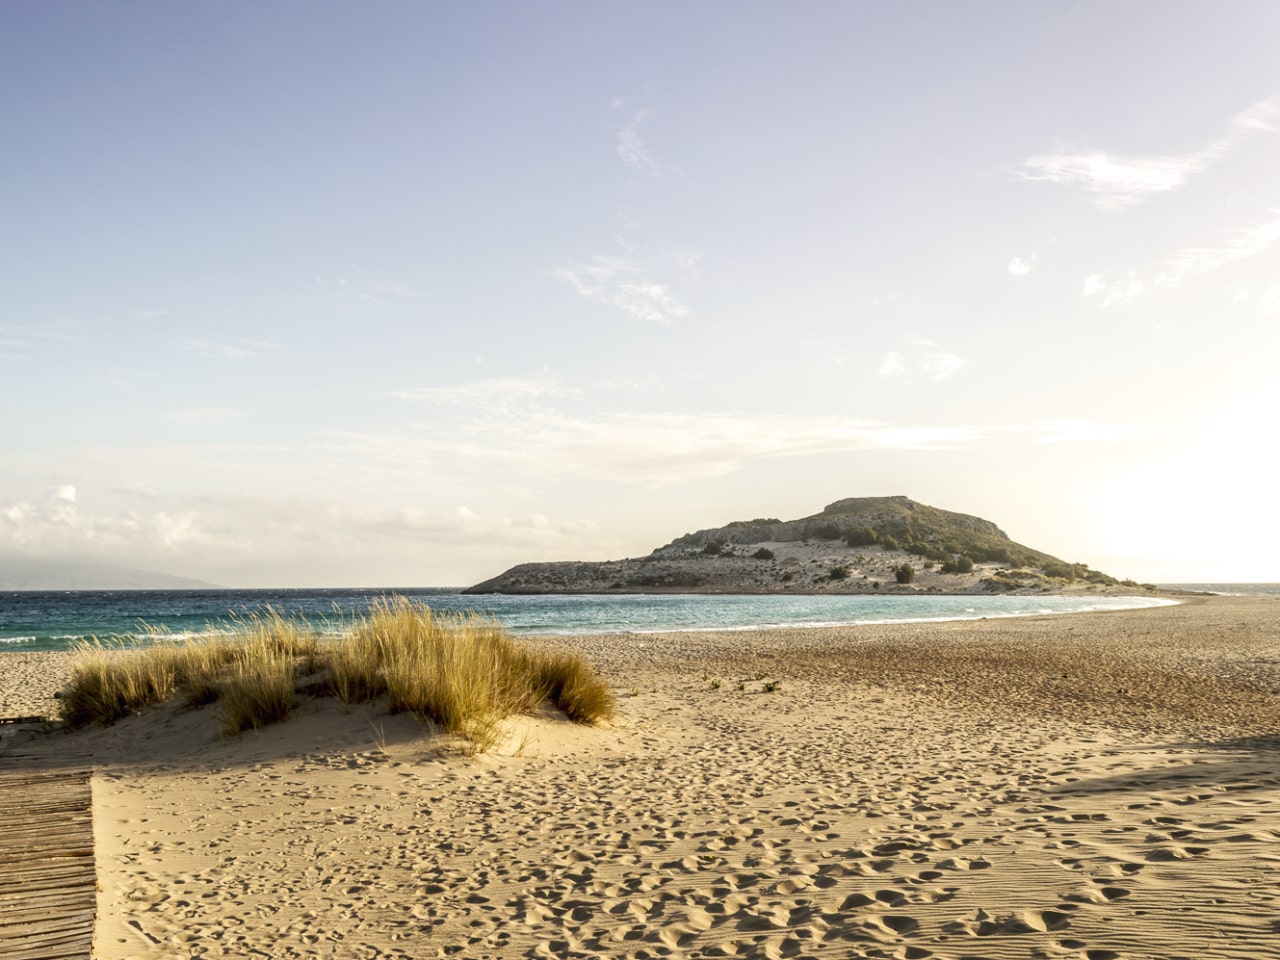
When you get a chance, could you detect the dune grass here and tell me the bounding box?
[60,598,614,749]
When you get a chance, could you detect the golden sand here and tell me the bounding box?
[3,594,1278,959]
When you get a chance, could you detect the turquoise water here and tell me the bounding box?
[0,588,1181,652]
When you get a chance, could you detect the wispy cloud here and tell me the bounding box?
[169,407,242,424]
[1029,419,1154,445]
[1082,270,1144,307]
[878,340,966,381]
[555,256,688,324]
[922,353,965,380]
[878,353,906,379]
[616,109,680,179]
[1165,211,1280,280]
[189,339,263,360]
[1015,97,1279,210]
[332,411,986,489]
[1007,255,1036,276]
[1086,211,1280,305]
[333,401,1152,493]
[311,275,419,309]
[392,371,579,406]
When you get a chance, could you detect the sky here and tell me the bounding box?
[2,1,1278,587]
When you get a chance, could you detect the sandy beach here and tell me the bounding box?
[3,594,1279,959]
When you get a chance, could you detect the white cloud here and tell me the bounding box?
[879,343,965,381]
[616,109,680,179]
[1030,419,1154,445]
[1229,98,1280,133]
[0,485,238,556]
[392,371,579,406]
[555,256,688,324]
[1081,270,1144,307]
[1007,255,1036,276]
[879,352,906,379]
[311,275,419,310]
[923,353,965,380]
[1015,96,1279,210]
[1017,152,1207,210]
[332,411,988,490]
[1165,211,1280,281]
[189,339,260,360]
[675,249,703,275]
[332,402,1154,497]
[169,408,242,424]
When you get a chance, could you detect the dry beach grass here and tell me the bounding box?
[2,594,1279,958]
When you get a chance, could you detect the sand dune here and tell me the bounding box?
[3,595,1278,958]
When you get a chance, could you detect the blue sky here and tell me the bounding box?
[2,1,1278,586]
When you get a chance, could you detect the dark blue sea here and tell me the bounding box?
[0,588,1187,652]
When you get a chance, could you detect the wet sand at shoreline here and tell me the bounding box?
[3,595,1278,958]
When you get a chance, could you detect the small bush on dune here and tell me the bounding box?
[218,652,297,736]
[61,641,178,727]
[535,649,617,724]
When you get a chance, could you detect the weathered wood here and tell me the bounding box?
[0,761,96,960]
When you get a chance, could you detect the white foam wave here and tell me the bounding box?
[0,636,36,644]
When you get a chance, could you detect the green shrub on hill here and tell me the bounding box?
[941,555,975,574]
[845,526,880,547]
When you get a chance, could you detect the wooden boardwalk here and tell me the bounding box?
[0,757,96,960]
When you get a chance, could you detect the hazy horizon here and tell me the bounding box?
[3,2,1278,587]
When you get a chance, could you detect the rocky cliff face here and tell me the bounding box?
[464,497,1138,596]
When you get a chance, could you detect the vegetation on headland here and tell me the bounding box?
[60,598,614,751]
[465,496,1157,596]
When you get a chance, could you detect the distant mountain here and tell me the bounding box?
[465,495,1144,595]
[0,557,220,590]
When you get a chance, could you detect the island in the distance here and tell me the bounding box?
[464,495,1154,595]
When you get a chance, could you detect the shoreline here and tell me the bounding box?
[0,590,1183,657]
[0,594,1267,733]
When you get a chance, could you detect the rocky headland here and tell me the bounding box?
[465,495,1154,595]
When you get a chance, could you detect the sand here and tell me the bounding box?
[3,594,1279,959]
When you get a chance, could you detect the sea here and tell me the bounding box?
[0,587,1211,653]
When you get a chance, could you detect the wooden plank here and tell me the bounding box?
[0,763,96,960]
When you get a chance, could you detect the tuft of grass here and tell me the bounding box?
[218,650,297,736]
[60,638,178,727]
[534,648,617,725]
[60,597,614,752]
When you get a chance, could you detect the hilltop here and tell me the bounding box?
[464,496,1151,595]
